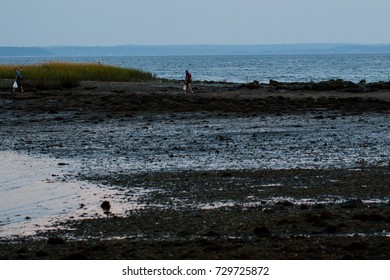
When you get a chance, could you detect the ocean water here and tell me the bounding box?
[1,54,390,83]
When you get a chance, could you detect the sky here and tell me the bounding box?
[1,0,389,46]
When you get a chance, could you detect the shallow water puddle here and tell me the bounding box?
[0,151,135,238]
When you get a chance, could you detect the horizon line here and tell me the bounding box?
[2,43,390,48]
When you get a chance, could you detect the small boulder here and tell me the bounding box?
[269,79,281,86]
[100,200,111,212]
[254,225,271,237]
[47,237,66,245]
[339,199,364,209]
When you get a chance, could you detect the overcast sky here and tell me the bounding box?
[1,0,389,46]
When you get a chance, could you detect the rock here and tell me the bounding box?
[366,81,390,91]
[324,225,338,234]
[311,204,326,209]
[100,200,111,212]
[267,79,366,92]
[339,199,364,209]
[35,251,48,257]
[246,80,260,89]
[47,237,66,245]
[239,80,261,89]
[221,172,233,177]
[310,79,357,91]
[344,241,367,251]
[275,200,294,207]
[204,230,220,237]
[111,89,126,94]
[352,213,384,221]
[269,79,281,86]
[305,214,327,226]
[254,225,271,237]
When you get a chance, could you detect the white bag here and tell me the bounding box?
[183,85,187,91]
[13,81,18,89]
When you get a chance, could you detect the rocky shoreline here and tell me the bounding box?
[2,79,390,116]
[1,80,390,259]
[1,168,389,260]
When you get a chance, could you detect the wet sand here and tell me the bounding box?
[2,80,390,116]
[0,81,390,259]
[0,151,141,237]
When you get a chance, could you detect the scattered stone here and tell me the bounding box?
[54,116,65,121]
[344,241,367,251]
[312,204,326,209]
[299,204,309,210]
[239,80,260,89]
[254,225,271,237]
[100,201,111,212]
[275,200,294,207]
[16,248,28,254]
[269,80,280,86]
[204,231,220,237]
[358,79,366,86]
[324,225,338,234]
[352,213,384,221]
[339,199,364,209]
[47,237,66,245]
[112,89,126,94]
[305,214,328,226]
[36,251,48,257]
[266,78,390,93]
[221,172,233,177]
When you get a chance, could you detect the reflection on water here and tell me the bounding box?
[0,151,138,238]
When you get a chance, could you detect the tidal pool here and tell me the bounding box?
[0,151,140,238]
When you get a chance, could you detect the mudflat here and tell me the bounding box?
[2,80,390,115]
[0,81,389,259]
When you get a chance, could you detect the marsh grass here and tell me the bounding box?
[0,61,156,89]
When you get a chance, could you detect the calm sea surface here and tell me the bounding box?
[1,54,390,83]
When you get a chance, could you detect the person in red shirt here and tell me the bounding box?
[184,70,193,93]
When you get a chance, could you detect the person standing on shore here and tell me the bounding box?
[184,70,193,93]
[13,68,24,93]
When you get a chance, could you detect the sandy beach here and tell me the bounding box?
[1,80,390,259]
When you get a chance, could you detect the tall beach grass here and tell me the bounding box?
[0,61,156,89]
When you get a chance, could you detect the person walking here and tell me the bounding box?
[13,68,24,93]
[184,70,193,93]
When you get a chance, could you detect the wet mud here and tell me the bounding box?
[0,81,390,259]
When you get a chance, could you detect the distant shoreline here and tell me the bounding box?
[1,43,390,57]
